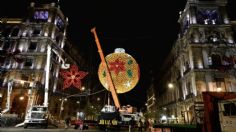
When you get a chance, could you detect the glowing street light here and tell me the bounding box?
[168,83,174,89]
[81,86,85,91]
[59,98,67,120]
[19,96,24,100]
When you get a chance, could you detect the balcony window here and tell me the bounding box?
[11,28,19,37]
[215,78,225,92]
[209,54,221,69]
[186,82,192,95]
[33,28,41,36]
[28,42,37,51]
[4,58,10,68]
[21,74,29,81]
[223,103,236,116]
[24,58,33,67]
[2,27,11,37]
[0,41,4,49]
[3,39,11,50]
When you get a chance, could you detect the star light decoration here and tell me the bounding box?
[60,65,88,90]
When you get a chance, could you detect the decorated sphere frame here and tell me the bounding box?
[98,49,140,94]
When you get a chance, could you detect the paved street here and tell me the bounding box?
[0,127,98,132]
[0,127,131,132]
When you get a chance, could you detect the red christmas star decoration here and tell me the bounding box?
[109,58,125,75]
[60,65,88,89]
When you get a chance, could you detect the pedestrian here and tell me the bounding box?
[79,119,83,131]
[137,119,143,132]
[129,117,135,132]
[146,119,150,132]
[149,119,154,132]
[64,116,71,129]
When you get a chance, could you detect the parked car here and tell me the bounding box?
[24,105,48,129]
[83,120,97,128]
[71,119,88,130]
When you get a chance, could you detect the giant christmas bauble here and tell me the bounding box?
[98,48,140,94]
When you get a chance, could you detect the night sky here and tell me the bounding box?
[0,0,235,110]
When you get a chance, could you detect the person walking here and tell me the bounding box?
[129,117,135,132]
[79,119,83,131]
[144,119,149,132]
[64,116,71,129]
[137,119,143,132]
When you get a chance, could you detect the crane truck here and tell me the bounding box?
[91,28,142,130]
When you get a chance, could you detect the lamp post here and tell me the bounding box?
[58,87,88,121]
[168,83,174,89]
[59,98,67,121]
[0,93,2,106]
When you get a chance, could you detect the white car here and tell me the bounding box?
[24,105,48,128]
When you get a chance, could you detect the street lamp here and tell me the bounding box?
[168,83,174,89]
[19,96,24,101]
[59,98,67,121]
[0,93,2,105]
[81,86,85,91]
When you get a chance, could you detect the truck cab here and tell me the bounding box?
[24,105,48,128]
[0,107,2,126]
[218,99,236,132]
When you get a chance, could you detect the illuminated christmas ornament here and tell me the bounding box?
[60,65,88,90]
[98,48,140,93]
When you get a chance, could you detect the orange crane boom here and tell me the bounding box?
[91,27,121,109]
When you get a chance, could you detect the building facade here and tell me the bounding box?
[0,2,83,119]
[156,0,236,124]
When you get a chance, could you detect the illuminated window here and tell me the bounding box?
[197,9,220,25]
[33,10,49,21]
[56,16,65,31]
[208,56,212,65]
